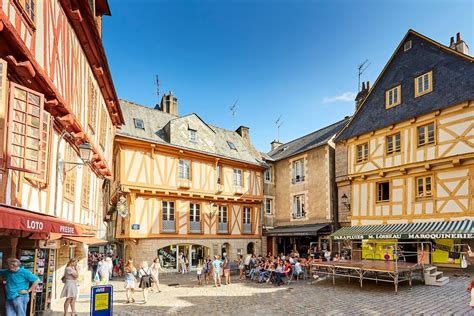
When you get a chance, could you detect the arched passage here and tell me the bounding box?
[247,242,255,255]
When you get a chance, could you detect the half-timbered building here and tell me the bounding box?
[262,118,349,256]
[113,96,265,269]
[332,30,474,268]
[0,0,123,312]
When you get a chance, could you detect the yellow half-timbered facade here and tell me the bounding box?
[113,98,265,269]
[333,30,474,267]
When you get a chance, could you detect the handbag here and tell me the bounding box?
[61,275,66,284]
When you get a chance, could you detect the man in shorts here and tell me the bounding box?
[212,255,222,287]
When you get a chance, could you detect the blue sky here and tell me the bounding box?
[103,0,473,152]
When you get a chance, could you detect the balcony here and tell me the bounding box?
[243,223,252,234]
[189,221,201,233]
[291,175,305,184]
[292,211,306,219]
[162,220,176,233]
[233,186,243,195]
[178,179,191,189]
[218,222,228,233]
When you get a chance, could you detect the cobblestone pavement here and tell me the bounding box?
[50,271,474,315]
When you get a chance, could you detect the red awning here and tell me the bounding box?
[63,236,108,245]
[0,205,85,235]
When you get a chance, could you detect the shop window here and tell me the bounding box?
[416,176,432,198]
[418,123,435,146]
[7,82,45,174]
[386,133,401,155]
[356,142,369,163]
[415,71,433,97]
[377,181,390,202]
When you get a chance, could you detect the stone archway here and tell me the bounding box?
[221,242,230,258]
[247,242,255,255]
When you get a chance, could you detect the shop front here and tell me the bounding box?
[264,223,331,257]
[158,244,209,271]
[0,205,101,315]
[331,219,474,268]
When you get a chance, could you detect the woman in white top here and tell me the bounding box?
[61,258,79,315]
[150,257,163,293]
[97,257,109,284]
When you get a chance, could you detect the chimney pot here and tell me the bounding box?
[450,36,455,47]
[366,81,370,90]
[362,82,365,90]
[456,32,461,42]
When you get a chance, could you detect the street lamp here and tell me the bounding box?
[78,142,93,163]
[341,194,350,210]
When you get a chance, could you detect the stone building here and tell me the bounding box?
[111,94,266,269]
[262,118,349,256]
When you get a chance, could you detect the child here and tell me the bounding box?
[196,263,203,286]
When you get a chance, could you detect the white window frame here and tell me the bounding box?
[189,203,200,222]
[265,198,273,215]
[264,168,272,183]
[188,129,197,142]
[216,164,222,184]
[293,195,305,218]
[218,206,228,223]
[243,207,251,224]
[233,168,242,186]
[292,159,304,183]
[178,159,191,180]
[162,201,175,221]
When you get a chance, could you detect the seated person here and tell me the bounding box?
[293,260,303,278]
[274,261,285,285]
[333,254,340,262]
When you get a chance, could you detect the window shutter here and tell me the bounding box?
[0,59,8,169]
[7,82,44,174]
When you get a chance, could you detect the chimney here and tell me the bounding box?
[271,140,283,151]
[355,80,370,110]
[155,91,179,116]
[450,32,469,55]
[236,126,250,141]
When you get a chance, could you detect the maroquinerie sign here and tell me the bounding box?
[333,233,474,240]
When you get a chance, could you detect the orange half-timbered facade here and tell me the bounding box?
[0,0,123,311]
[333,30,474,267]
[113,98,265,269]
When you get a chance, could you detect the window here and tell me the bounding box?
[216,164,222,184]
[162,201,175,221]
[218,206,228,224]
[416,176,432,198]
[292,159,304,183]
[133,118,144,130]
[265,198,273,215]
[404,40,412,51]
[293,195,305,219]
[99,108,107,149]
[178,159,191,180]
[227,141,237,150]
[17,0,36,23]
[26,111,51,182]
[264,168,272,183]
[7,83,45,174]
[189,203,200,222]
[81,167,91,209]
[356,142,369,163]
[63,145,77,200]
[377,181,390,202]
[88,77,97,133]
[243,207,251,224]
[415,71,433,97]
[386,133,401,155]
[233,169,242,186]
[418,123,435,146]
[188,129,197,142]
[386,85,401,108]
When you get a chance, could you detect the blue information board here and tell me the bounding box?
[90,285,113,316]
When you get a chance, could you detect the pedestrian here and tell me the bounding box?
[113,256,119,277]
[238,255,245,280]
[204,256,212,285]
[223,256,231,285]
[123,259,136,303]
[91,253,98,281]
[0,258,39,316]
[61,258,79,316]
[106,257,113,280]
[150,257,162,293]
[324,249,332,262]
[212,255,222,287]
[196,263,203,286]
[137,261,153,303]
[97,257,109,284]
[467,276,474,308]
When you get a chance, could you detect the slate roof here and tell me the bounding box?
[267,118,350,161]
[337,29,474,141]
[117,99,266,166]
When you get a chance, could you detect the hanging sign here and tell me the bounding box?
[90,285,113,316]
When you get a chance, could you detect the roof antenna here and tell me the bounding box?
[357,59,370,92]
[275,115,284,141]
[230,99,238,128]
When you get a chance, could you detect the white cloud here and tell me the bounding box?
[322,92,357,104]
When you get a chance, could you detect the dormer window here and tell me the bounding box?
[385,85,401,109]
[134,118,144,130]
[403,40,412,52]
[189,129,197,142]
[415,71,433,97]
[227,141,237,150]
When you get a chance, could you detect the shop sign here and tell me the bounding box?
[39,240,60,249]
[131,224,140,230]
[90,285,113,316]
[333,233,474,240]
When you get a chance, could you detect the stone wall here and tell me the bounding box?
[335,142,351,226]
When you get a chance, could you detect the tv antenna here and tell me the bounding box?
[357,59,370,91]
[155,75,160,100]
[275,115,284,140]
[230,99,238,128]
